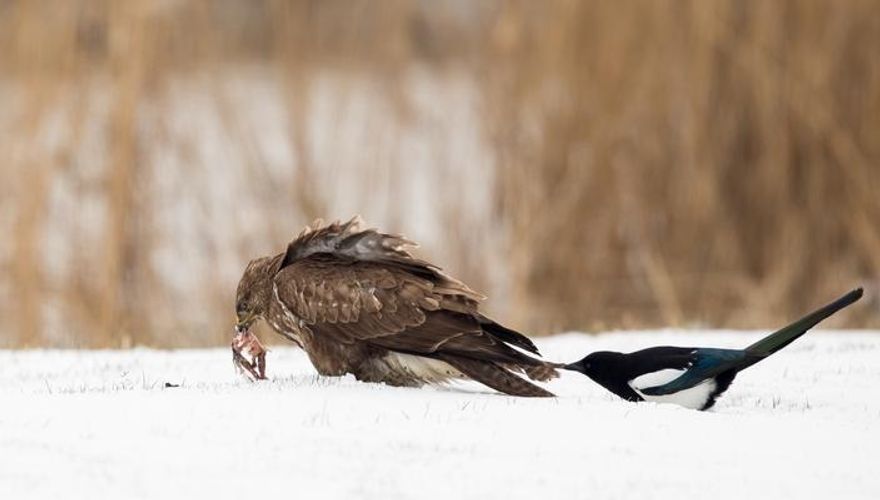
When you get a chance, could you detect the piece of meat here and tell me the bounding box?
[232,329,267,380]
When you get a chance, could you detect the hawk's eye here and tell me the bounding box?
[236,302,247,316]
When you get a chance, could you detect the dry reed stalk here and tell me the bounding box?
[0,0,877,347]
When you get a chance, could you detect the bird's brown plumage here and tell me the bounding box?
[235,216,559,397]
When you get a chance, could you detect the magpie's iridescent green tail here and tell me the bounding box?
[564,287,864,409]
[744,287,863,360]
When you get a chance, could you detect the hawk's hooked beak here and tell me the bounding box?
[235,314,256,334]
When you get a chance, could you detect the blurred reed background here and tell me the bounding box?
[1,0,878,348]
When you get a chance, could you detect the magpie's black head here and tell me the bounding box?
[564,351,626,383]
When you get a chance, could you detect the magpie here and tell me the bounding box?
[564,288,863,410]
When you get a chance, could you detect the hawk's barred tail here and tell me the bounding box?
[523,363,561,382]
[745,287,863,360]
[439,355,556,397]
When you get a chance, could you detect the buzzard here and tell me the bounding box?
[233,216,559,397]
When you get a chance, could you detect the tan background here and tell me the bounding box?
[1,0,878,348]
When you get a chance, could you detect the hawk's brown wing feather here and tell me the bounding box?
[271,216,538,355]
[272,254,542,367]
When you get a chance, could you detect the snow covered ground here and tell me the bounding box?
[2,331,879,500]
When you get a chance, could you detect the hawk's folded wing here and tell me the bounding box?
[271,253,541,365]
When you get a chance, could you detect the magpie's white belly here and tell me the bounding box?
[629,369,717,410]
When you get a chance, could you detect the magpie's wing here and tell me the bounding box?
[628,346,696,372]
[638,348,751,396]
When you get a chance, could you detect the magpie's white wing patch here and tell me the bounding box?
[629,369,716,410]
[629,369,687,390]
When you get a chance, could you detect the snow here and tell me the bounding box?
[2,331,879,500]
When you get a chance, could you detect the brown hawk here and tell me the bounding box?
[233,216,559,397]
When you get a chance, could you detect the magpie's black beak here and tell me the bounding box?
[563,362,581,371]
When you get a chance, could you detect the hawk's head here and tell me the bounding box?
[234,256,276,333]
